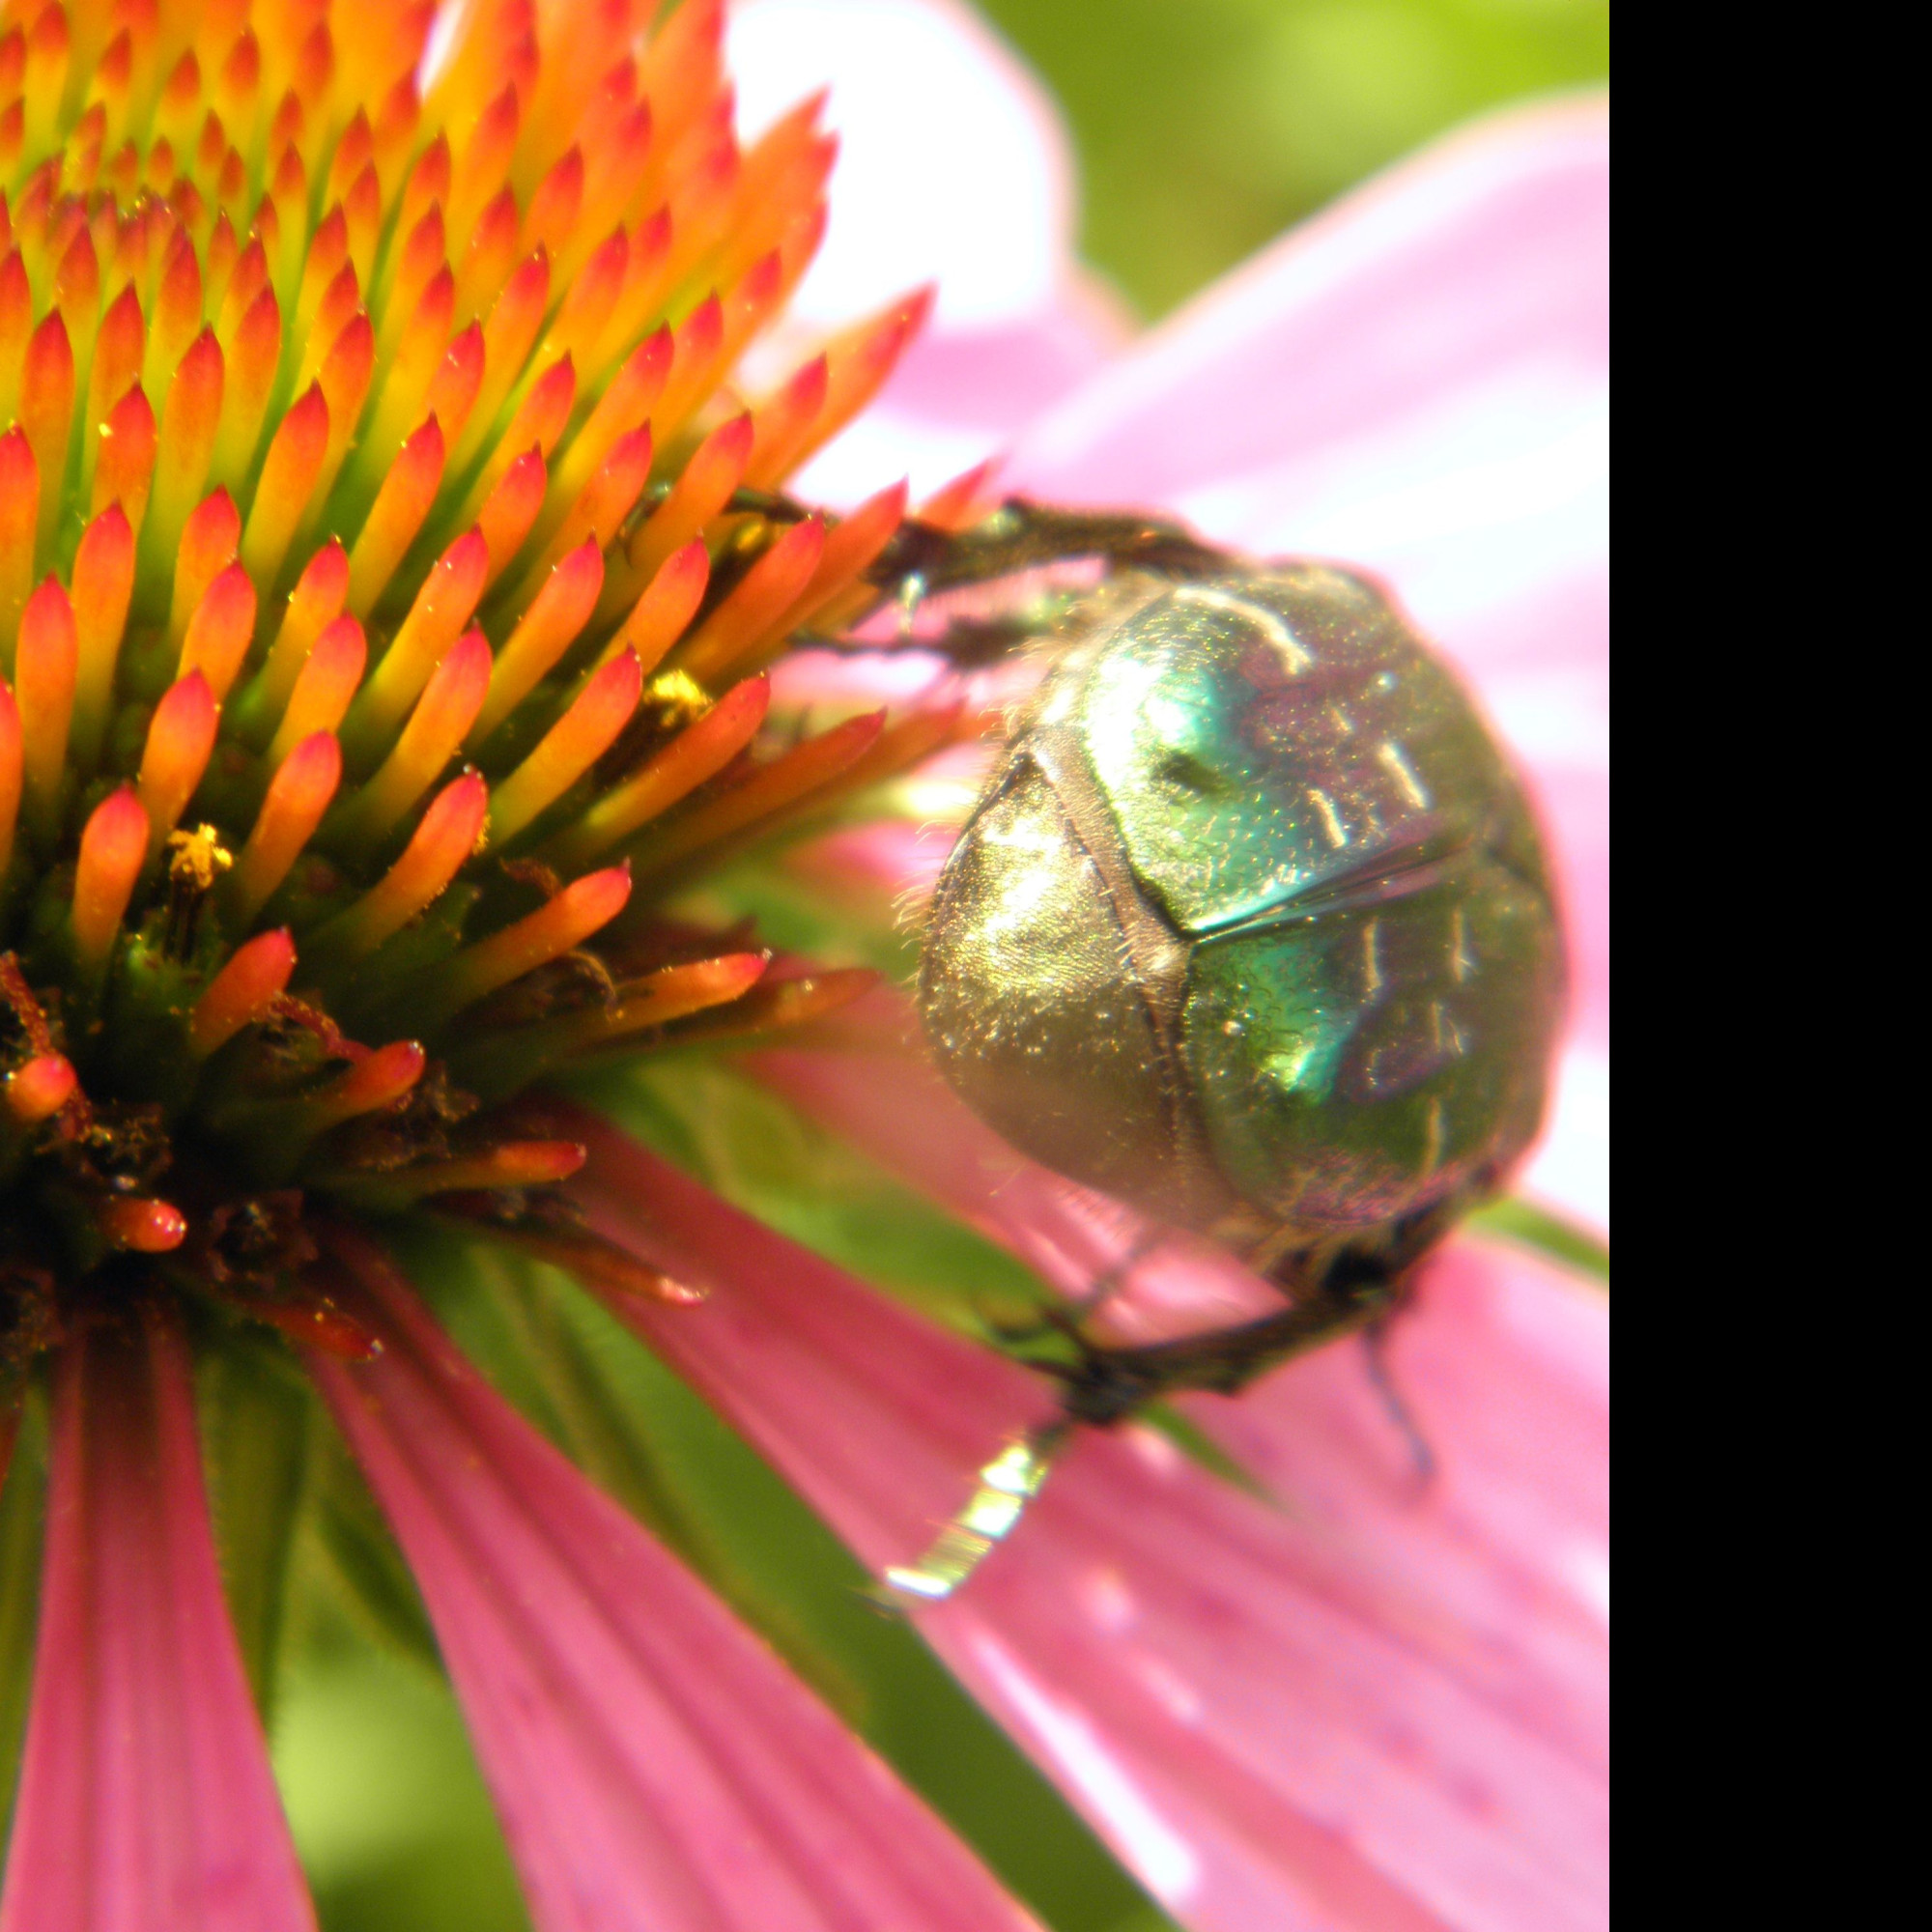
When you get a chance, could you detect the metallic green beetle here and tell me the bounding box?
[884,504,1566,1418]
[797,497,1565,1601]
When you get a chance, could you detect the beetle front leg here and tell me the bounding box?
[867,497,1228,606]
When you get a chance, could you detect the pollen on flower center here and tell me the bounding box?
[0,0,935,1371]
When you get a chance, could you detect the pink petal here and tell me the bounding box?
[784,814,957,906]
[929,1241,1609,1932]
[767,641,961,713]
[307,1232,1040,1932]
[0,1314,316,1932]
[791,291,1129,510]
[1008,95,1609,684]
[1517,1038,1607,1234]
[557,1107,1607,1932]
[729,0,1124,505]
[545,1102,1057,1568]
[729,0,1077,334]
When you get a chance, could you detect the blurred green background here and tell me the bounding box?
[979,0,1609,317]
[271,6,1609,1929]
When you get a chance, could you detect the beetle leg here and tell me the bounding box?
[1069,1228,1162,1321]
[867,498,1226,605]
[1361,1309,1437,1490]
[723,484,820,526]
[873,1421,1070,1606]
[980,1236,1162,1369]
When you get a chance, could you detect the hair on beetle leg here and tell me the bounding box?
[891,874,937,940]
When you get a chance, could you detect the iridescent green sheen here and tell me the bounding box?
[918,562,1563,1276]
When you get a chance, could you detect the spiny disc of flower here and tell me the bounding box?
[0,0,950,1367]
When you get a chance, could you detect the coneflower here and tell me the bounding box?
[0,2,1608,1927]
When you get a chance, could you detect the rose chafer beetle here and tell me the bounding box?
[848,501,1566,1596]
[727,495,1566,1598]
[907,502,1563,1348]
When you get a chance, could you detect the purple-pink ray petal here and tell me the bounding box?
[306,1231,1041,1932]
[730,0,1078,335]
[542,1099,1056,1566]
[0,1313,317,1932]
[925,1245,1608,1932]
[1007,96,1608,685]
[559,1106,1606,1932]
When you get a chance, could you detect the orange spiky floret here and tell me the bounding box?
[627,708,887,884]
[289,1040,430,1133]
[228,731,342,923]
[69,502,133,761]
[470,537,606,744]
[168,490,242,645]
[414,863,635,1026]
[346,415,445,613]
[5,1048,73,1122]
[176,561,255,698]
[189,927,297,1057]
[619,410,751,586]
[99,1197,188,1254]
[14,577,74,831]
[676,514,826,683]
[70,784,148,973]
[601,537,709,674]
[269,615,365,763]
[544,671,773,869]
[488,647,643,844]
[242,539,348,727]
[325,1138,588,1207]
[0,674,17,875]
[0,0,935,1361]
[135,670,219,852]
[329,624,492,849]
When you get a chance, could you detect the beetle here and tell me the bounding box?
[830,500,1567,1598]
